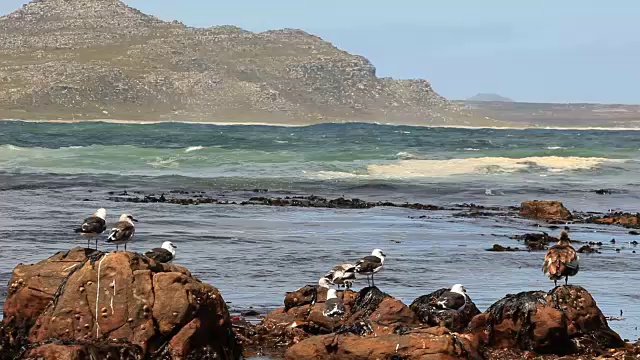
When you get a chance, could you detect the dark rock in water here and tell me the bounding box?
[520,200,572,221]
[409,288,481,332]
[486,244,519,252]
[284,326,482,360]
[588,212,640,229]
[577,245,600,254]
[629,231,640,236]
[0,248,242,359]
[594,189,612,195]
[469,285,624,355]
[511,232,555,251]
[241,310,260,317]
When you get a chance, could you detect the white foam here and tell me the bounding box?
[2,144,22,151]
[546,146,566,150]
[395,151,418,159]
[367,157,619,178]
[185,146,204,153]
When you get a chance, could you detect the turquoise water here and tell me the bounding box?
[1,121,639,347]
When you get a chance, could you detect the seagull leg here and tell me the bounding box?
[116,245,119,252]
[124,243,127,252]
[87,239,90,249]
[565,276,568,286]
[554,279,557,287]
[95,239,98,250]
[371,274,375,287]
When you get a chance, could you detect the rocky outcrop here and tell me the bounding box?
[285,327,482,360]
[469,285,624,355]
[0,247,241,359]
[520,201,572,222]
[409,288,481,332]
[0,0,499,127]
[588,212,640,229]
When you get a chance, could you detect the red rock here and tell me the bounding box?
[470,285,624,355]
[22,343,140,360]
[284,327,481,360]
[410,288,481,332]
[1,248,241,359]
[589,213,640,228]
[520,201,572,222]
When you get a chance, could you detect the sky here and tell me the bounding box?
[2,0,639,104]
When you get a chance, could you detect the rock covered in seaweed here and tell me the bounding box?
[0,247,242,360]
[409,288,481,332]
[469,285,624,355]
[520,200,572,222]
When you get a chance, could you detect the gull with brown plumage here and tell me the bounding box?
[542,231,579,286]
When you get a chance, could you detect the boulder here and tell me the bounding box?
[469,285,624,355]
[520,201,572,222]
[0,247,242,360]
[284,327,482,360]
[409,288,481,332]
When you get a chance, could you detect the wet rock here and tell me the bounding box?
[594,189,612,195]
[629,231,640,235]
[511,232,555,251]
[409,288,481,332]
[577,245,600,254]
[22,343,141,360]
[520,200,572,222]
[1,248,241,359]
[346,287,418,335]
[284,327,482,360]
[469,285,624,355]
[486,244,519,252]
[588,212,640,229]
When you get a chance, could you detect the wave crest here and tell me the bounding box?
[367,156,618,178]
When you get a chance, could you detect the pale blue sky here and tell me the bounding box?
[2,0,639,104]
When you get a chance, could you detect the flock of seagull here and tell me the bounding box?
[74,208,176,263]
[74,208,580,319]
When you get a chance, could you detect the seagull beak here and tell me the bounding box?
[131,217,139,222]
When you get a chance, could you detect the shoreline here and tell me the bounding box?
[3,118,640,131]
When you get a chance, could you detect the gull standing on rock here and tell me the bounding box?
[145,241,177,263]
[74,208,107,249]
[543,231,579,286]
[355,249,386,287]
[324,263,357,289]
[434,284,469,311]
[107,213,137,251]
[323,289,345,318]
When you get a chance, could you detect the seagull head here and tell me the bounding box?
[162,241,177,255]
[93,208,107,221]
[318,277,331,289]
[120,213,138,224]
[451,284,467,296]
[327,289,338,300]
[372,249,386,259]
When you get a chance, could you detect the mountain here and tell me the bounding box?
[0,0,501,126]
[466,93,514,102]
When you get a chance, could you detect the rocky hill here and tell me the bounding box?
[466,93,513,102]
[0,0,501,126]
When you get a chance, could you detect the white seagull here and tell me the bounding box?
[323,289,345,318]
[355,249,386,287]
[107,213,137,251]
[324,263,357,289]
[74,208,107,249]
[434,284,469,311]
[145,241,177,263]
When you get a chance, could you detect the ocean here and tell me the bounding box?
[1,121,639,345]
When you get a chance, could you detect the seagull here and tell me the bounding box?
[355,249,386,287]
[323,289,345,318]
[74,208,107,249]
[144,241,176,263]
[542,231,579,286]
[434,284,469,311]
[324,263,357,289]
[107,213,137,251]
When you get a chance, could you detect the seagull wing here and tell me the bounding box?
[144,248,173,263]
[107,221,134,243]
[76,216,106,234]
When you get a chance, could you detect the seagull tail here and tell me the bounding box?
[74,228,83,233]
